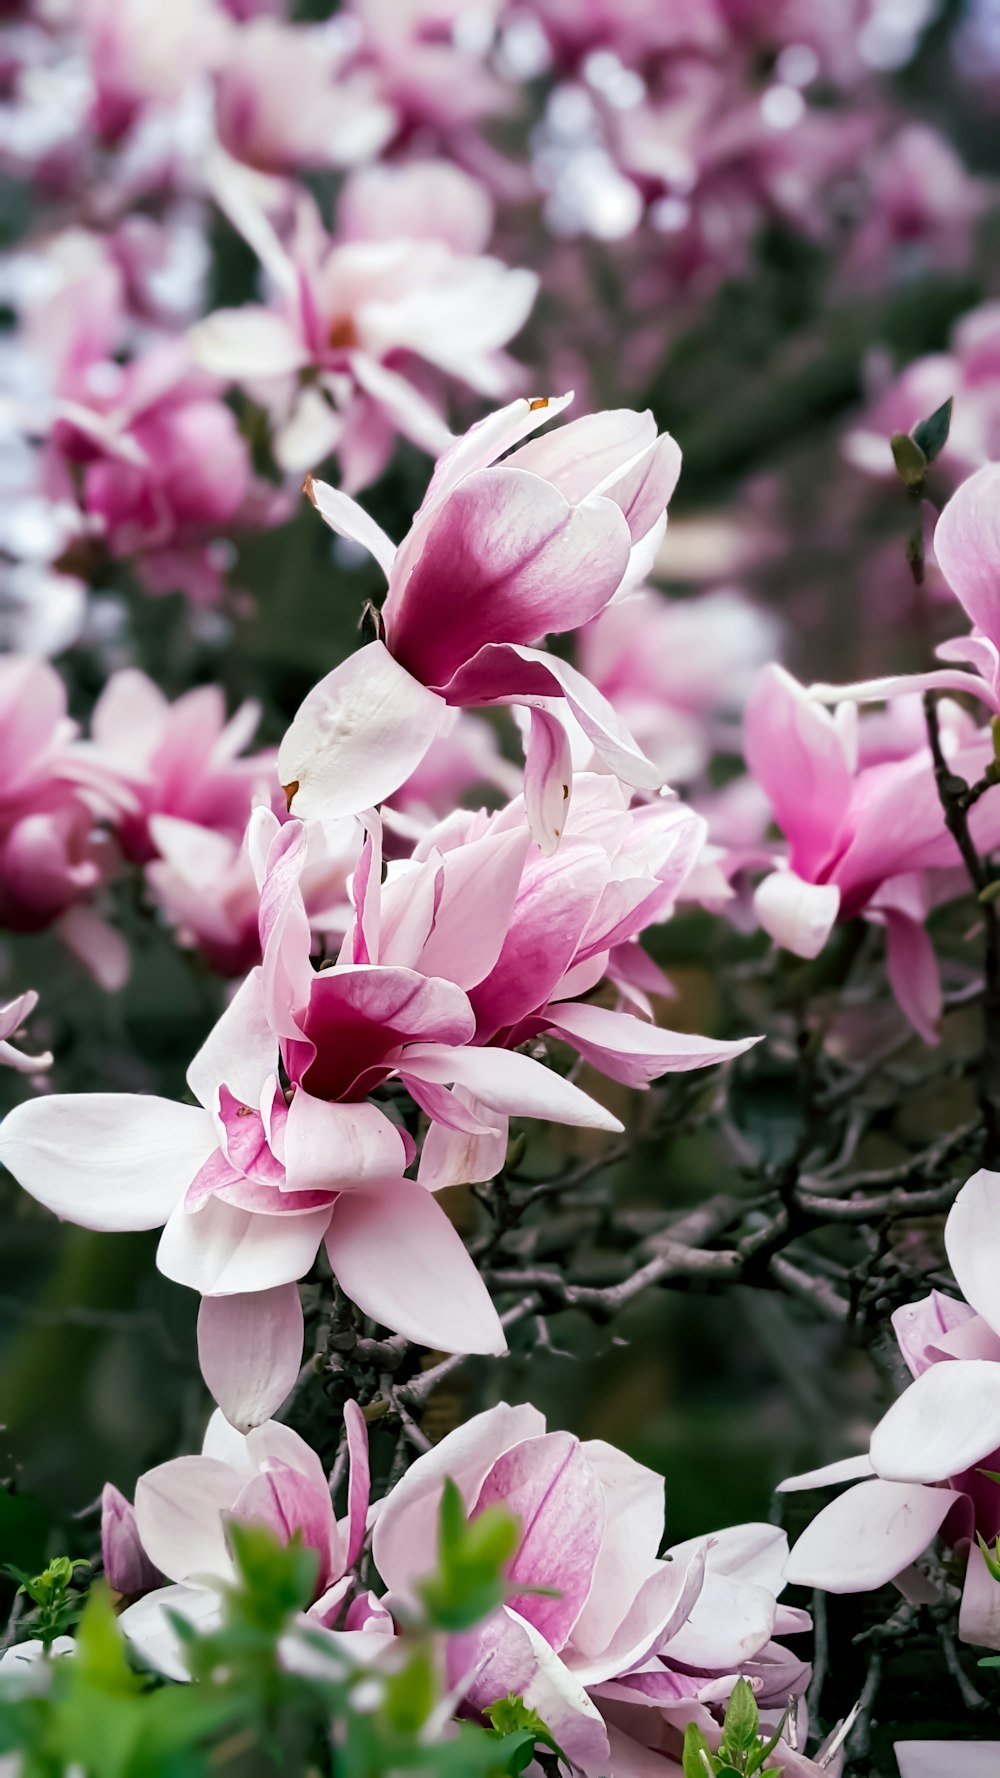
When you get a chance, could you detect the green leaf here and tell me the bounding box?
[682,1722,716,1777]
[911,396,953,463]
[977,1531,1000,1583]
[747,1706,789,1775]
[891,430,928,487]
[720,1677,758,1756]
[418,1479,522,1633]
[73,1584,142,1697]
[484,1693,567,1768]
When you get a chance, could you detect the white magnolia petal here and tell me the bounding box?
[0,1094,214,1231]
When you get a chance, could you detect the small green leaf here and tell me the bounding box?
[911,396,953,463]
[891,431,928,487]
[682,1722,717,1777]
[977,1532,1000,1583]
[720,1677,758,1756]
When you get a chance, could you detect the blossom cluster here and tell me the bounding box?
[3,1,1000,1772]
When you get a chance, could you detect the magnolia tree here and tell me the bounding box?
[2,3,1000,1776]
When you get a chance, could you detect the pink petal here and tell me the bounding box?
[744,665,853,881]
[101,1484,162,1596]
[883,908,942,1045]
[891,1290,976,1378]
[658,1568,777,1671]
[371,1402,546,1602]
[777,1453,876,1493]
[303,474,397,581]
[258,820,314,1040]
[945,1169,1000,1339]
[400,1074,499,1135]
[278,642,448,821]
[350,351,453,457]
[191,306,309,378]
[406,393,576,545]
[187,971,276,1114]
[475,1432,606,1649]
[299,965,474,1099]
[417,1097,509,1190]
[456,1609,611,1778]
[870,1359,1000,1482]
[934,462,1000,652]
[570,1442,667,1660]
[753,871,840,960]
[197,1284,303,1432]
[325,1179,507,1354]
[469,838,607,1041]
[523,707,574,855]
[157,1196,331,1295]
[572,1550,707,1687]
[783,1479,960,1591]
[399,1042,623,1131]
[503,409,658,506]
[959,1543,1000,1653]
[231,1460,337,1593]
[134,1456,240,1586]
[0,1093,215,1231]
[808,666,996,711]
[416,827,532,990]
[387,470,632,691]
[284,1090,408,1192]
[343,1398,370,1569]
[544,1002,759,1088]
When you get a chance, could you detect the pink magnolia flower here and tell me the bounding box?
[0,990,52,1074]
[213,19,395,174]
[278,395,680,838]
[744,663,1000,1041]
[116,1405,370,1677]
[90,669,275,866]
[192,160,537,488]
[0,656,132,982]
[80,0,230,143]
[347,0,512,138]
[0,796,640,1359]
[371,1403,809,1777]
[100,1483,163,1597]
[844,124,986,291]
[341,776,758,1187]
[782,1167,1000,1651]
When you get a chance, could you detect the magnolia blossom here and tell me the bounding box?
[81,0,230,142]
[278,395,680,840]
[213,18,395,174]
[192,158,537,488]
[0,991,52,1075]
[116,1405,371,1677]
[371,1403,810,1777]
[782,1167,1000,1650]
[744,664,1000,1042]
[0,655,131,983]
[90,669,274,865]
[895,1746,1000,1777]
[345,776,757,1188]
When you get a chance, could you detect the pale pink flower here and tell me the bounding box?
[116,1405,369,1677]
[192,161,537,488]
[782,1167,1000,1652]
[213,19,395,174]
[371,1403,809,1777]
[80,0,231,143]
[0,656,131,949]
[845,303,1000,484]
